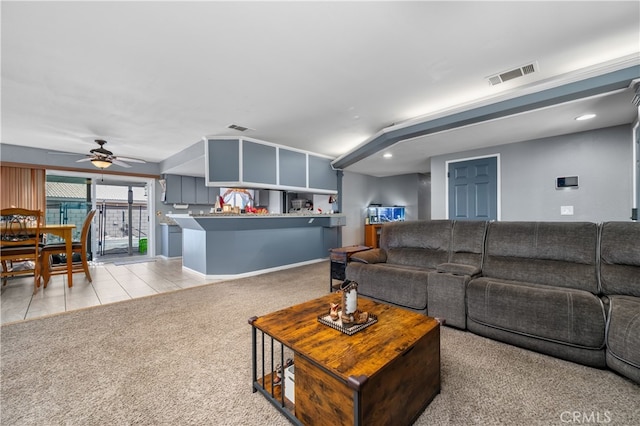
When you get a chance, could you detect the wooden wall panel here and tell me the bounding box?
[0,166,46,216]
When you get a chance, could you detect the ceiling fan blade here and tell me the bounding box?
[49,140,141,168]
[48,151,82,156]
[111,159,132,168]
[116,156,146,163]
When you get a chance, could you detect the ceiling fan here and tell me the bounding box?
[64,139,147,169]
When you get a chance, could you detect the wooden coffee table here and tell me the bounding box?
[249,293,440,425]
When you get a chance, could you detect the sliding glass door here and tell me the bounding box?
[94,182,149,260]
[45,171,154,263]
[45,174,92,261]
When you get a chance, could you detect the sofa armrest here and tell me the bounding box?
[350,249,387,264]
[436,262,481,277]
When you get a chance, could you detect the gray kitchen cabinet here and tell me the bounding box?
[207,138,240,182]
[161,224,182,257]
[195,177,210,204]
[308,155,337,191]
[180,176,196,204]
[243,141,277,185]
[279,148,306,188]
[165,174,218,205]
[205,137,337,194]
[164,174,182,204]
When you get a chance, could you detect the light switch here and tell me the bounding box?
[561,206,574,215]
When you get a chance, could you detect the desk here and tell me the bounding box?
[41,224,76,287]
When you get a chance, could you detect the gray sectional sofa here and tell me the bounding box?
[600,222,640,384]
[345,220,486,315]
[345,220,640,385]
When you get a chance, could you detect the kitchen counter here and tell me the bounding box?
[167,213,346,278]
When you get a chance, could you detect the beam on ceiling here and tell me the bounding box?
[332,65,640,170]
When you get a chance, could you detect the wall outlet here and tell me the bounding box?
[561,205,574,215]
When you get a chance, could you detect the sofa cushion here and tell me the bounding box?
[600,222,640,297]
[467,277,606,349]
[386,247,449,269]
[381,220,452,269]
[606,295,640,371]
[482,222,598,293]
[346,262,430,311]
[350,248,386,264]
[450,220,487,268]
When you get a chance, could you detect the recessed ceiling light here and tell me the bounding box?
[575,114,596,121]
[383,153,392,158]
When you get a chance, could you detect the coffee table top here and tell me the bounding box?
[251,293,439,381]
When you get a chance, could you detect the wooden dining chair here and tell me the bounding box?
[1,207,43,294]
[40,209,96,287]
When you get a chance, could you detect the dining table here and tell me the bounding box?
[41,224,76,287]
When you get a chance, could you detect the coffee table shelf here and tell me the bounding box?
[249,328,299,424]
[249,294,440,426]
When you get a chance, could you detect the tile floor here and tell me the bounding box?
[0,257,219,325]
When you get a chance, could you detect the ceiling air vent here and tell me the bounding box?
[487,62,537,86]
[227,124,252,132]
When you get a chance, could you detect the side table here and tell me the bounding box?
[328,245,371,292]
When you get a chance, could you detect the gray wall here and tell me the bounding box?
[375,174,421,221]
[341,171,429,246]
[417,173,432,221]
[341,171,378,246]
[431,125,634,222]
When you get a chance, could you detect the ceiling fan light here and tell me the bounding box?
[91,158,112,169]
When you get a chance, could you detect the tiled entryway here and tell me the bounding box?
[0,257,218,324]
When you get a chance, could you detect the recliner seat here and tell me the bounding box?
[464,221,607,367]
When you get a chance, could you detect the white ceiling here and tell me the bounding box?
[2,1,639,177]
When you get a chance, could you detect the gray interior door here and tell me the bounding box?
[448,157,497,221]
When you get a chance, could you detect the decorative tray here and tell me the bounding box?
[317,312,378,335]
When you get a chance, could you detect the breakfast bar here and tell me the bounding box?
[168,214,346,278]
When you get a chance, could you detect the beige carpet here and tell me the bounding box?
[1,262,638,425]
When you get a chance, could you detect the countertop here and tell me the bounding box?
[168,212,344,219]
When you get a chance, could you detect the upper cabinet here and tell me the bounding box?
[164,174,217,204]
[208,139,240,182]
[205,137,337,194]
[164,174,183,204]
[195,177,217,204]
[181,176,196,203]
[244,141,277,185]
[279,148,306,188]
[308,155,335,191]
